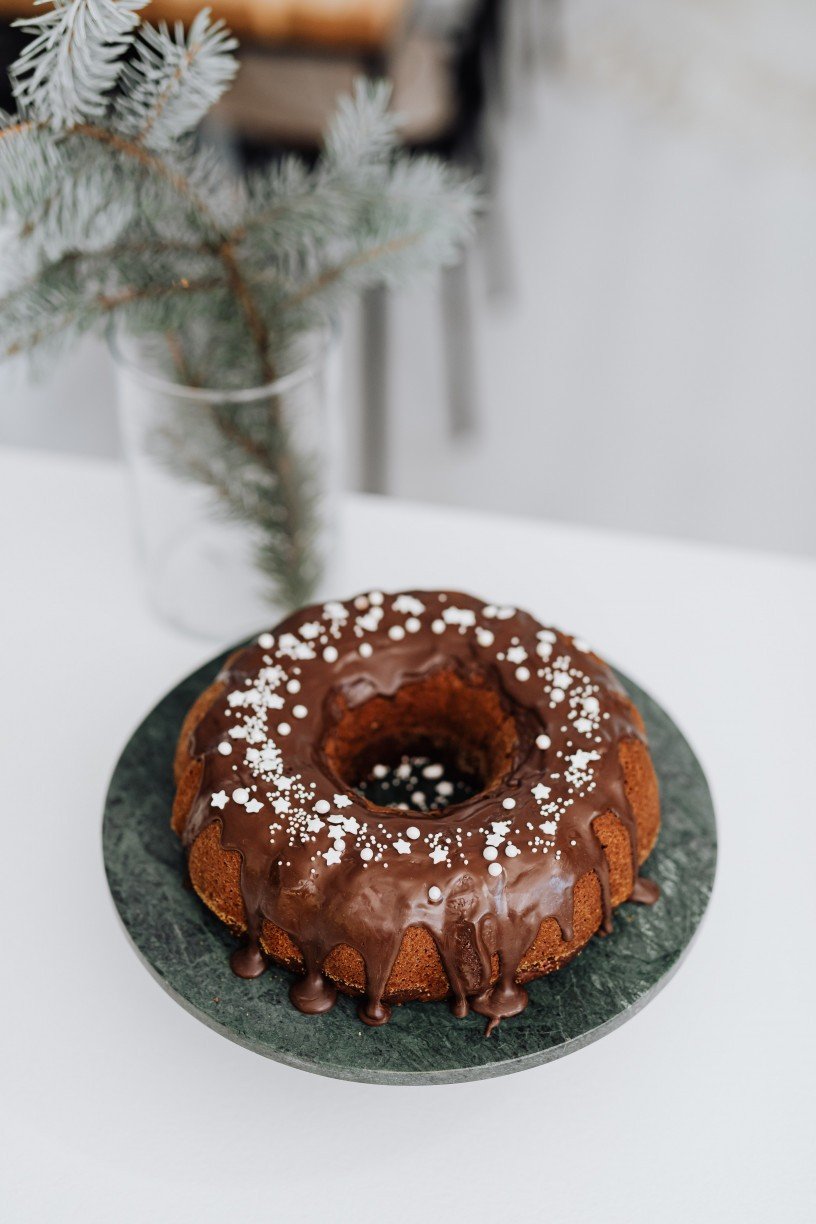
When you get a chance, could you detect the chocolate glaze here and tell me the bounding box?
[179,590,659,1034]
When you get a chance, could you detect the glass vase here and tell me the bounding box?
[112,327,342,641]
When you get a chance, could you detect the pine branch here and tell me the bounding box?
[0,236,212,303]
[2,273,223,358]
[12,0,145,127]
[282,232,420,307]
[232,155,344,253]
[67,122,220,225]
[322,79,398,171]
[151,388,322,608]
[116,9,237,151]
[1,2,479,612]
[0,110,58,221]
[65,122,274,379]
[218,240,275,380]
[0,115,39,142]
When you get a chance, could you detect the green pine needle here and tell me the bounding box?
[1,0,478,611]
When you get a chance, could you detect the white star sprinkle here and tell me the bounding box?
[205,592,622,887]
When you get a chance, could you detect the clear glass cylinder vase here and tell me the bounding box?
[113,327,342,640]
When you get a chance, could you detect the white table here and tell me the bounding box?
[2,448,814,1224]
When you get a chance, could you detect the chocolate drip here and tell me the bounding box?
[631,876,660,905]
[179,590,657,1034]
[229,939,266,979]
[289,947,337,1013]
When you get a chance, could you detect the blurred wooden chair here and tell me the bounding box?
[0,0,409,49]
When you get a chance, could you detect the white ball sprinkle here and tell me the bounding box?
[388,625,405,641]
[428,885,443,903]
[277,722,291,736]
[431,619,446,634]
[360,847,374,861]
[502,797,516,810]
[406,826,421,840]
[359,642,373,658]
[516,666,531,682]
[293,704,308,719]
[257,632,274,648]
[314,800,331,814]
[406,617,422,633]
[369,590,384,605]
[323,646,338,663]
[483,846,498,861]
[536,734,551,750]
[286,679,301,694]
[488,862,503,877]
[372,764,388,779]
[217,742,232,755]
[233,788,249,804]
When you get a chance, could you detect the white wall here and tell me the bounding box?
[382,0,816,557]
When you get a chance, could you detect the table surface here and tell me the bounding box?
[2,447,814,1223]
[0,0,409,49]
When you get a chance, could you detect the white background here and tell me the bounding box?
[2,450,814,1223]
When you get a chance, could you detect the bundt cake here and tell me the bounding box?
[172,590,660,1034]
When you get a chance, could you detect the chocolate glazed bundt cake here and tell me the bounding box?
[172,590,660,1034]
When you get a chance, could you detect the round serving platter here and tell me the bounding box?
[103,651,717,1086]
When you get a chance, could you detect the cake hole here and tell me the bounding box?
[356,751,482,812]
[322,669,518,815]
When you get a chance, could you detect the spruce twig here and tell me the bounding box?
[1,1,478,612]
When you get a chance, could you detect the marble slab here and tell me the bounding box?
[103,653,717,1085]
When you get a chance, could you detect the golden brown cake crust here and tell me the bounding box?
[172,590,661,1028]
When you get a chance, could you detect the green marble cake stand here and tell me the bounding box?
[103,653,717,1086]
